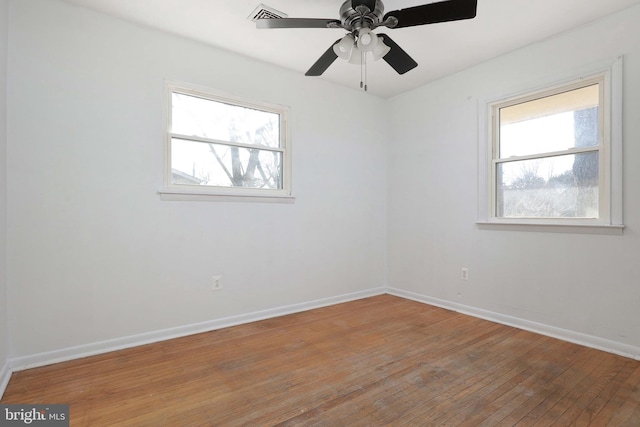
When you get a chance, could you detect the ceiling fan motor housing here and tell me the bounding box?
[340,0,385,31]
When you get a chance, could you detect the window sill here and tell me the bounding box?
[158,189,295,204]
[476,221,624,235]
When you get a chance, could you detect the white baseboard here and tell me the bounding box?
[388,287,640,361]
[8,287,386,374]
[0,361,11,400]
[5,285,637,401]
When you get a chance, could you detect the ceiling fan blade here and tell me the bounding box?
[378,34,418,75]
[305,39,342,76]
[256,18,341,29]
[384,0,477,29]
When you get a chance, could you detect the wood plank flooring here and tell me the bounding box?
[2,295,639,426]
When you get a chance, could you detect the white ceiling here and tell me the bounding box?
[60,0,640,98]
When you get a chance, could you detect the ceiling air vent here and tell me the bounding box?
[248,4,288,22]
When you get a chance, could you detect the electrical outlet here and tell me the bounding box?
[461,267,469,281]
[212,275,223,291]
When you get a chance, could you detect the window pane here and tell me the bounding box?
[496,152,599,218]
[499,85,599,158]
[171,138,283,189]
[171,93,280,148]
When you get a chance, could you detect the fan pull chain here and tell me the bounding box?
[360,51,364,90]
[360,51,368,92]
[364,53,368,92]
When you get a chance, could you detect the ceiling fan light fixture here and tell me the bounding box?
[372,36,391,61]
[356,27,378,52]
[333,34,355,59]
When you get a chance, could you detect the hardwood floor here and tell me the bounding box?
[2,295,639,426]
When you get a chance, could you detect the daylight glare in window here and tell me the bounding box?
[167,88,289,194]
[494,83,601,219]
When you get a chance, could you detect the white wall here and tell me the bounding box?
[387,4,640,355]
[0,0,8,375]
[6,0,387,359]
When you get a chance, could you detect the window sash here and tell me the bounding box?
[169,90,284,150]
[170,137,284,190]
[494,151,601,219]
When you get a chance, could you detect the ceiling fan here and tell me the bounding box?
[256,0,478,89]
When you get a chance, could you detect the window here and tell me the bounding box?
[162,82,292,200]
[479,58,623,233]
[494,80,603,219]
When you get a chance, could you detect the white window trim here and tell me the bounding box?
[158,80,294,203]
[477,56,624,235]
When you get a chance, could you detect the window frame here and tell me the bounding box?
[477,57,624,234]
[160,81,293,202]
